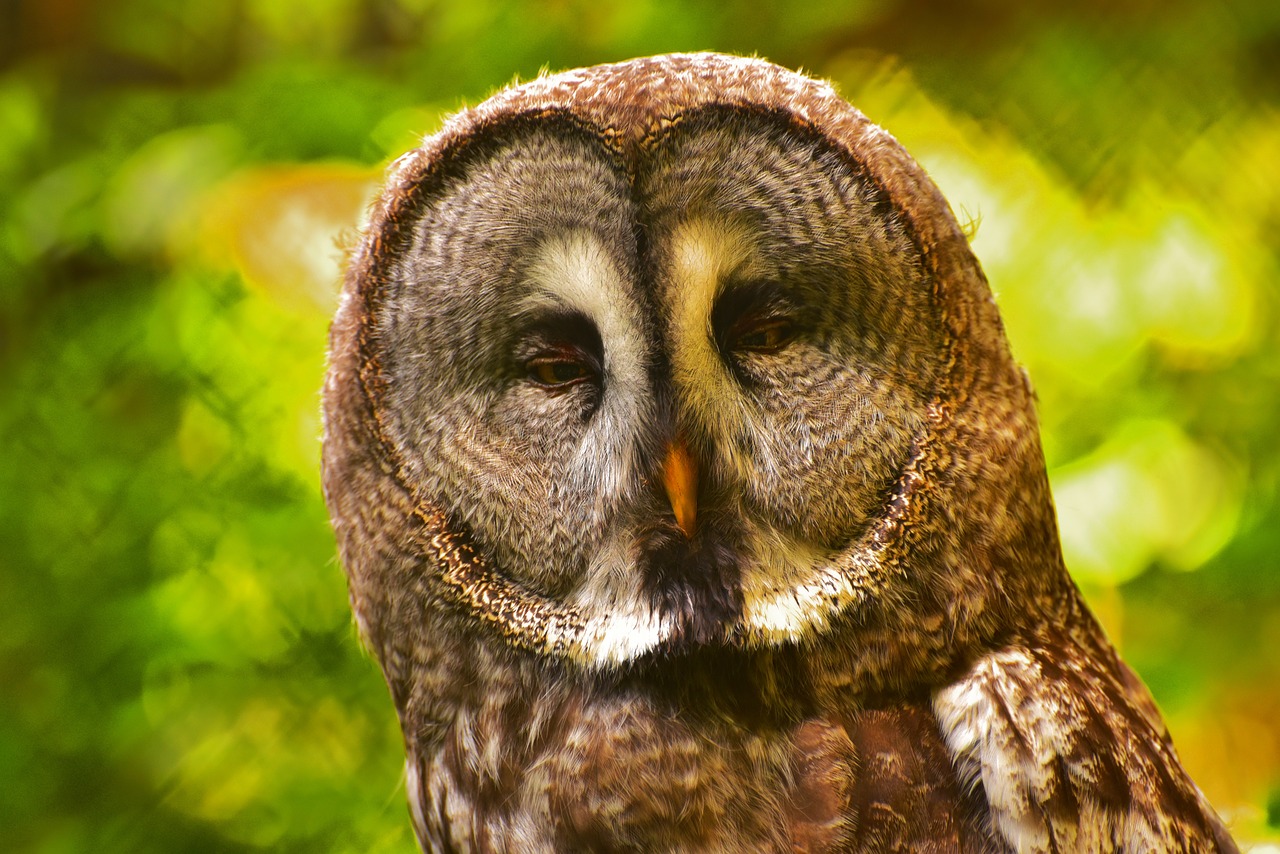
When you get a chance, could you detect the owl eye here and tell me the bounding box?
[518,311,604,393]
[729,316,796,354]
[525,346,597,390]
[529,356,591,386]
[712,283,802,363]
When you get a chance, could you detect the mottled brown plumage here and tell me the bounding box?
[322,53,1237,852]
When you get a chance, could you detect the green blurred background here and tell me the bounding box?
[2,0,1278,850]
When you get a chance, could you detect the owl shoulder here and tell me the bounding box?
[932,615,1239,853]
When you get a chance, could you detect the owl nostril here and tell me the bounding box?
[661,437,698,538]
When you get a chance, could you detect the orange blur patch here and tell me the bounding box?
[195,163,378,312]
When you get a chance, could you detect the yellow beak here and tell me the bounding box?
[661,438,698,539]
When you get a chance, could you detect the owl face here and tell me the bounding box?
[372,105,943,666]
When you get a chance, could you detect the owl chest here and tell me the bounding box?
[418,691,1000,853]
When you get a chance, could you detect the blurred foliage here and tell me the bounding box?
[2,0,1278,850]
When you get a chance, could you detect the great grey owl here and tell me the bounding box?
[321,52,1237,852]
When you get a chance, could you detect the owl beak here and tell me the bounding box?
[661,437,698,539]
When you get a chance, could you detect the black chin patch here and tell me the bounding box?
[637,522,744,647]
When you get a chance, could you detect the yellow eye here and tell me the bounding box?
[528,357,591,387]
[732,317,795,354]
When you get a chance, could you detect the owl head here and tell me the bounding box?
[323,53,1068,689]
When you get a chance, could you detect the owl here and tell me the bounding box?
[322,53,1237,852]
